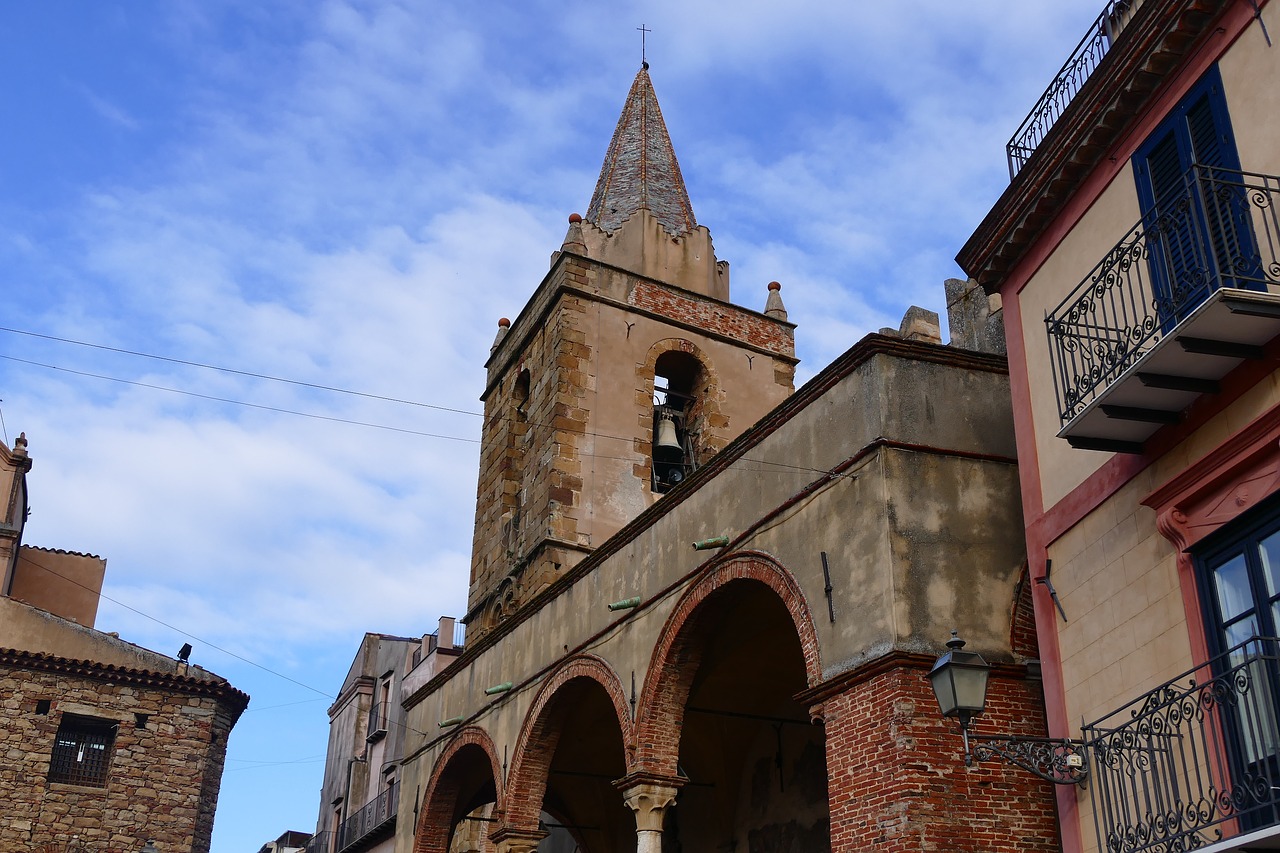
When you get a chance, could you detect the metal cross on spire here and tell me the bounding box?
[637,24,651,67]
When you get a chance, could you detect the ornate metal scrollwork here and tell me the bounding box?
[971,736,1089,785]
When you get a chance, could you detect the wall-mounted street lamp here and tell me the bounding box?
[929,631,1088,785]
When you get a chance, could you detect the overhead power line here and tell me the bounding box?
[0,324,480,418]
[0,327,858,480]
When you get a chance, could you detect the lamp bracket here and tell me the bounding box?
[970,735,1088,786]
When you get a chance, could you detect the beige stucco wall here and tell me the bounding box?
[1220,5,1280,179]
[0,594,227,685]
[1048,375,1280,853]
[9,547,106,627]
[1017,164,1142,508]
[1016,2,1280,511]
[397,342,1026,852]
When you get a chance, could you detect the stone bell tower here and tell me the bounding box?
[465,66,798,639]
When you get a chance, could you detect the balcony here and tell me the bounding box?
[336,781,398,853]
[1082,637,1280,853]
[302,831,331,853]
[1045,165,1280,453]
[366,701,388,742]
[1007,0,1140,178]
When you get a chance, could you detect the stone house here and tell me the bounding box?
[0,433,248,853]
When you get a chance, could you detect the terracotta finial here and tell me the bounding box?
[491,318,511,352]
[568,213,583,223]
[764,282,788,321]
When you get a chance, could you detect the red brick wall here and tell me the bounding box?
[629,280,793,357]
[1011,567,1040,660]
[823,664,1059,852]
[414,726,505,853]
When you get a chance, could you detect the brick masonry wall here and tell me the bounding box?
[0,662,237,853]
[1012,567,1039,660]
[823,664,1059,852]
[629,280,794,357]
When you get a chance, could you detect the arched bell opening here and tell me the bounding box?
[652,350,706,493]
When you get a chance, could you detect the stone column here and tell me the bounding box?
[615,774,684,853]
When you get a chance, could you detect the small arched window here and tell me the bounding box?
[652,351,703,493]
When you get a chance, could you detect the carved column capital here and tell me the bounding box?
[489,826,547,853]
[616,772,683,828]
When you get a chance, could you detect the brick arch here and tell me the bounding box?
[502,654,634,831]
[633,553,821,773]
[414,726,505,853]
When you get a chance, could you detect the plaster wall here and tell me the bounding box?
[1017,164,1141,508]
[398,341,1026,851]
[575,209,727,300]
[9,546,106,627]
[1219,4,1280,180]
[317,633,419,837]
[1013,3,1280,512]
[1045,377,1280,852]
[0,595,222,681]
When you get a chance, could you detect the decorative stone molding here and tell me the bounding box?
[489,826,547,853]
[615,773,684,853]
[1143,404,1280,552]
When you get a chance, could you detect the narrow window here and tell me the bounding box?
[1194,498,1280,831]
[652,351,703,493]
[48,714,117,787]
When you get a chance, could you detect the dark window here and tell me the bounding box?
[1198,501,1280,653]
[1133,65,1256,323]
[1195,500,1280,831]
[48,714,117,787]
[652,351,703,494]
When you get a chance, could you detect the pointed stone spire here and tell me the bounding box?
[585,66,696,236]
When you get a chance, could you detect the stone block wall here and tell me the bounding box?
[0,652,241,853]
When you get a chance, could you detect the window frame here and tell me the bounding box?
[47,713,118,788]
[1132,64,1253,323]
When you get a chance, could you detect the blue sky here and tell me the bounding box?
[0,2,1102,849]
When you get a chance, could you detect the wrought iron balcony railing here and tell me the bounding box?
[336,781,398,852]
[302,831,331,853]
[1082,636,1280,853]
[366,701,389,741]
[1007,0,1139,178]
[1045,165,1280,428]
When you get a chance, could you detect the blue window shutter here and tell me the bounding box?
[1133,66,1253,319]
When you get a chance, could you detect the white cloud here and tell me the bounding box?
[0,0,1111,847]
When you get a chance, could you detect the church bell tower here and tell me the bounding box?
[465,66,798,638]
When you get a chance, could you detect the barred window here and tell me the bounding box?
[48,714,116,787]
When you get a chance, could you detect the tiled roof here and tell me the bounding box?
[0,646,250,716]
[585,66,696,236]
